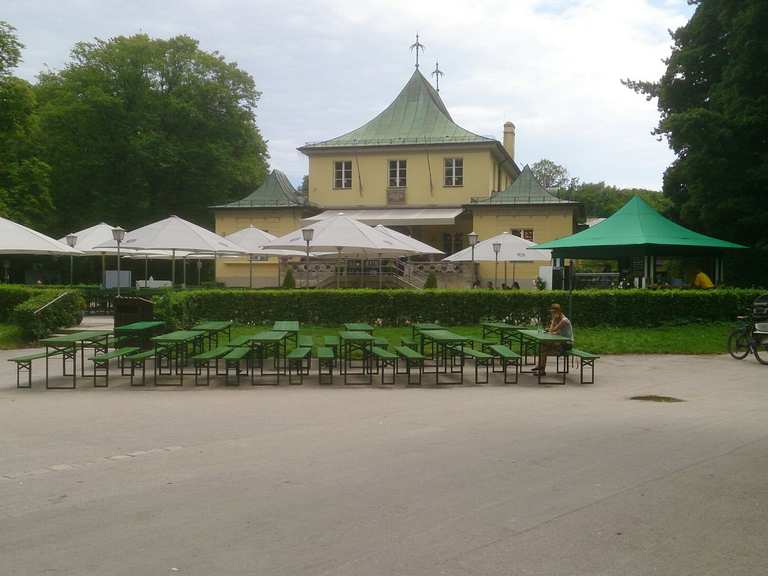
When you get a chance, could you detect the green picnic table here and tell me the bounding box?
[192,320,233,348]
[516,329,570,385]
[343,322,375,333]
[481,322,535,350]
[411,322,441,340]
[248,330,290,384]
[114,320,166,348]
[39,330,113,389]
[339,331,375,385]
[151,330,206,386]
[272,321,300,345]
[418,329,474,385]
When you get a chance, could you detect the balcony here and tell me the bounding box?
[387,187,406,205]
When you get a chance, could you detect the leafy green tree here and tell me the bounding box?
[623,0,768,249]
[567,182,672,219]
[530,159,572,191]
[0,21,53,228]
[35,34,269,234]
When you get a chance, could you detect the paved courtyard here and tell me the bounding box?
[0,352,766,575]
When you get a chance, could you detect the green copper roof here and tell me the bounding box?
[471,165,572,205]
[213,170,303,209]
[300,70,494,150]
[533,196,746,257]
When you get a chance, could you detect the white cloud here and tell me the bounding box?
[6,0,692,189]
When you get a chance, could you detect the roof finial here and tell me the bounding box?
[431,60,444,91]
[410,33,425,69]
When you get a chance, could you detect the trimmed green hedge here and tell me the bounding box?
[154,288,765,329]
[0,286,38,322]
[10,290,86,339]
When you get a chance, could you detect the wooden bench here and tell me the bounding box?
[316,346,335,385]
[123,348,165,386]
[223,347,251,386]
[370,346,397,385]
[298,335,314,349]
[473,338,497,352]
[488,344,521,384]
[322,335,340,356]
[453,346,494,384]
[191,346,232,386]
[395,346,425,386]
[567,349,600,384]
[400,336,418,349]
[89,347,140,387]
[374,337,389,349]
[286,347,311,385]
[8,350,62,389]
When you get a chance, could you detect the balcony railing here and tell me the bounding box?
[387,187,406,205]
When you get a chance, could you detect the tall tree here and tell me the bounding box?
[623,0,768,248]
[530,159,572,191]
[35,34,269,234]
[0,21,53,228]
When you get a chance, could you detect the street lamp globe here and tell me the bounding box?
[468,231,478,246]
[65,233,78,248]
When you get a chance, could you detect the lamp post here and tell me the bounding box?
[112,226,126,297]
[493,241,501,289]
[468,231,478,287]
[65,233,77,285]
[302,228,314,288]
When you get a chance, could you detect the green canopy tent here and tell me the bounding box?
[533,196,746,286]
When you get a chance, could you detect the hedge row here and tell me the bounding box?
[0,286,38,322]
[10,290,86,339]
[153,288,765,329]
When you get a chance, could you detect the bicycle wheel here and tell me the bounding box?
[753,336,768,365]
[728,330,750,359]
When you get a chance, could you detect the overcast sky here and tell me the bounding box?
[6,0,693,190]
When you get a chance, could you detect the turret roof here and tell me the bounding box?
[471,165,574,205]
[300,70,494,150]
[212,170,304,209]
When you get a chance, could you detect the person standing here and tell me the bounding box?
[532,303,573,375]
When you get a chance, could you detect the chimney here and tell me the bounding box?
[503,121,516,160]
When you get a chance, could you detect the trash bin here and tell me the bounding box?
[114,296,154,327]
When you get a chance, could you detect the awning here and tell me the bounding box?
[303,208,464,226]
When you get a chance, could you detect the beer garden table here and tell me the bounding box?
[248,330,290,384]
[192,320,233,348]
[114,320,165,348]
[516,329,570,385]
[271,321,299,346]
[339,331,375,385]
[418,329,474,385]
[343,322,375,334]
[411,322,441,341]
[151,330,206,386]
[39,330,113,389]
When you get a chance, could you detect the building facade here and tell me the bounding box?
[214,68,579,288]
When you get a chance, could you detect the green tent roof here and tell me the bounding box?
[212,170,304,209]
[299,70,494,150]
[471,165,574,205]
[533,196,746,258]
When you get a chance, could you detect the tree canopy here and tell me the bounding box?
[0,21,53,229]
[34,33,269,234]
[623,0,768,249]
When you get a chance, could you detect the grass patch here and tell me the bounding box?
[228,322,733,355]
[0,323,29,349]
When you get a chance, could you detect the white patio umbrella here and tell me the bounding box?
[443,232,552,287]
[265,213,421,288]
[373,225,444,255]
[225,225,311,288]
[94,215,245,287]
[0,215,80,255]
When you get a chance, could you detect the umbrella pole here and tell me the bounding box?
[172,250,176,287]
[183,257,187,289]
[378,254,382,289]
[336,248,341,289]
[144,255,149,288]
[512,262,516,284]
[360,259,365,288]
[504,261,508,286]
[249,255,253,289]
[197,259,201,285]
[101,254,106,287]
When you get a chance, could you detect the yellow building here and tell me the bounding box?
[214,67,580,288]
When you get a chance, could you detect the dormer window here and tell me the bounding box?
[389,160,407,187]
[334,161,352,189]
[444,158,463,186]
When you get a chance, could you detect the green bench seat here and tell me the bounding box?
[8,349,63,389]
[89,347,140,387]
[374,337,389,349]
[223,347,251,386]
[287,347,311,384]
[227,335,253,347]
[316,346,335,384]
[566,348,599,384]
[449,346,493,384]
[399,336,417,348]
[322,335,340,354]
[123,347,168,386]
[370,346,397,385]
[191,346,232,386]
[488,344,521,384]
[298,335,314,349]
[395,346,425,386]
[473,338,497,352]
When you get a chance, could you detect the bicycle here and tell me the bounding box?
[728,313,768,364]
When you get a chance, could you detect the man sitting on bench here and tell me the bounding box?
[532,303,573,376]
